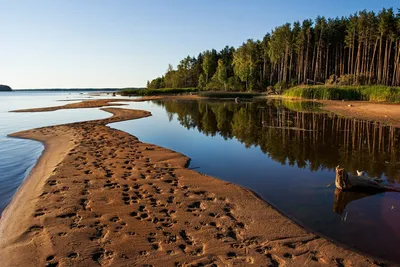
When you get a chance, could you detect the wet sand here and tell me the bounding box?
[10,95,200,113]
[0,104,390,266]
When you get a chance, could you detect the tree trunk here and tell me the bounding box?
[383,39,389,84]
[347,46,352,76]
[314,40,321,82]
[304,32,310,83]
[377,36,383,84]
[369,38,379,84]
[386,40,393,85]
[325,46,329,80]
[393,41,400,86]
[298,46,303,84]
[351,33,356,76]
[340,44,344,76]
[355,42,361,82]
[311,42,317,81]
[263,55,267,82]
[283,44,289,86]
[289,48,293,85]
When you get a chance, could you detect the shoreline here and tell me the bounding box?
[0,106,390,266]
[12,95,400,129]
[319,100,400,127]
[0,126,78,264]
[269,95,400,127]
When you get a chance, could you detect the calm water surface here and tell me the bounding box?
[110,100,400,264]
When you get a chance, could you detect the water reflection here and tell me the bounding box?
[153,100,400,182]
[333,189,380,215]
[110,99,400,263]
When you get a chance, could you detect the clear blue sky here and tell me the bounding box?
[0,0,398,89]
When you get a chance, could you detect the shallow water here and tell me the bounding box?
[0,91,112,213]
[110,99,400,263]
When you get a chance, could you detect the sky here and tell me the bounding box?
[0,0,398,89]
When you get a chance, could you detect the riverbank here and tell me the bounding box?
[268,95,400,127]
[320,100,400,127]
[0,106,386,266]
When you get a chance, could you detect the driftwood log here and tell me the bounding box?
[335,166,400,192]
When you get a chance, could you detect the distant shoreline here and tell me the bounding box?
[0,85,12,91]
[11,88,120,92]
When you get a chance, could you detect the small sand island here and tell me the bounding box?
[0,84,12,91]
[0,98,390,266]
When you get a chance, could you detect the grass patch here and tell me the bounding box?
[119,87,198,96]
[199,91,263,99]
[283,85,400,103]
[361,86,400,102]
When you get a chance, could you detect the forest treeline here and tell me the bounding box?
[147,8,400,91]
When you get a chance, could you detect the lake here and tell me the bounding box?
[0,92,399,263]
[110,99,400,263]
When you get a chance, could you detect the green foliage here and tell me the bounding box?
[232,39,259,90]
[120,87,198,96]
[326,74,370,86]
[0,84,12,91]
[216,59,228,89]
[198,91,262,99]
[362,86,400,102]
[147,76,165,89]
[202,51,213,83]
[198,74,206,89]
[226,76,244,91]
[274,81,287,93]
[205,80,224,91]
[146,7,400,95]
[283,85,400,102]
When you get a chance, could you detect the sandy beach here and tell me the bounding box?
[0,103,394,266]
[320,101,400,128]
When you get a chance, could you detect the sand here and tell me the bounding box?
[11,99,128,112]
[10,95,200,113]
[0,102,394,266]
[320,100,400,128]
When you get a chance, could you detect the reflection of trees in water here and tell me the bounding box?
[153,100,400,181]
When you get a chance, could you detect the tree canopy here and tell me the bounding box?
[0,85,12,91]
[147,8,400,91]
